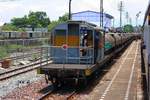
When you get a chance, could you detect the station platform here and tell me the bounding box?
[81,40,144,100]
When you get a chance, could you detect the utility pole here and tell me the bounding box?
[118,1,124,28]
[100,0,103,28]
[100,0,104,59]
[125,12,129,24]
[69,0,72,20]
[129,17,132,25]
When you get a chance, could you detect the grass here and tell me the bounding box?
[0,44,25,59]
[0,38,50,59]
[5,44,24,50]
[0,47,8,59]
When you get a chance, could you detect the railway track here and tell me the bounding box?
[0,59,52,81]
[39,89,55,100]
[38,87,77,100]
[66,91,77,100]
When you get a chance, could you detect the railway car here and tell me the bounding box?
[38,21,136,87]
[1,31,18,39]
[104,33,115,54]
[1,31,47,39]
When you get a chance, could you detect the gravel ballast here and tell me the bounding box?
[0,70,47,99]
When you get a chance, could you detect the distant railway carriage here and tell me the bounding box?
[104,33,115,54]
[0,31,47,39]
[38,21,136,87]
[1,31,18,39]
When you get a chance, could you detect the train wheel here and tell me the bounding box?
[84,78,87,86]
[44,74,49,84]
[79,78,87,88]
[60,80,65,86]
[75,78,79,86]
[51,77,59,88]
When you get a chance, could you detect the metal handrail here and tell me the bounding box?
[40,45,95,69]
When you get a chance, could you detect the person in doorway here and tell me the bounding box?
[81,33,88,56]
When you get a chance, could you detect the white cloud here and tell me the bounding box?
[0,20,4,25]
[0,2,22,12]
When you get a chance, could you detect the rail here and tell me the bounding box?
[38,88,77,100]
[0,59,52,81]
[38,89,55,100]
[66,90,77,100]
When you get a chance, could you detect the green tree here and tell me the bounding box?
[1,23,18,31]
[48,13,69,31]
[58,13,69,22]
[11,15,28,28]
[28,11,50,28]
[48,21,61,31]
[10,11,50,30]
[123,24,134,33]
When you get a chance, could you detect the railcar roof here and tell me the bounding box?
[67,20,97,27]
[52,20,105,32]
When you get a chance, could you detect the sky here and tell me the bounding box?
[0,0,149,27]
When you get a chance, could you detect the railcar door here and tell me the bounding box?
[80,28,94,64]
[52,29,67,64]
[67,23,80,63]
[51,23,80,64]
[94,30,104,63]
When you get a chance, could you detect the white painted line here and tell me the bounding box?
[99,42,135,100]
[124,42,139,100]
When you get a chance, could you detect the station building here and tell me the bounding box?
[72,10,114,30]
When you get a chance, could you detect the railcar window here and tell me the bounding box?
[29,33,33,38]
[9,32,11,38]
[55,30,66,35]
[68,24,79,35]
[81,30,93,47]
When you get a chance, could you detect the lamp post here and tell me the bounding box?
[136,11,141,32]
[136,11,141,27]
[69,0,72,20]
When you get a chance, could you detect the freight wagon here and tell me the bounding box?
[0,31,46,39]
[38,21,136,87]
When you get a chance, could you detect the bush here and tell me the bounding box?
[0,47,8,59]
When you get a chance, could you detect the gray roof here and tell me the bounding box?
[72,10,114,19]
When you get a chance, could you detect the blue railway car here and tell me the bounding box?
[38,21,135,87]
